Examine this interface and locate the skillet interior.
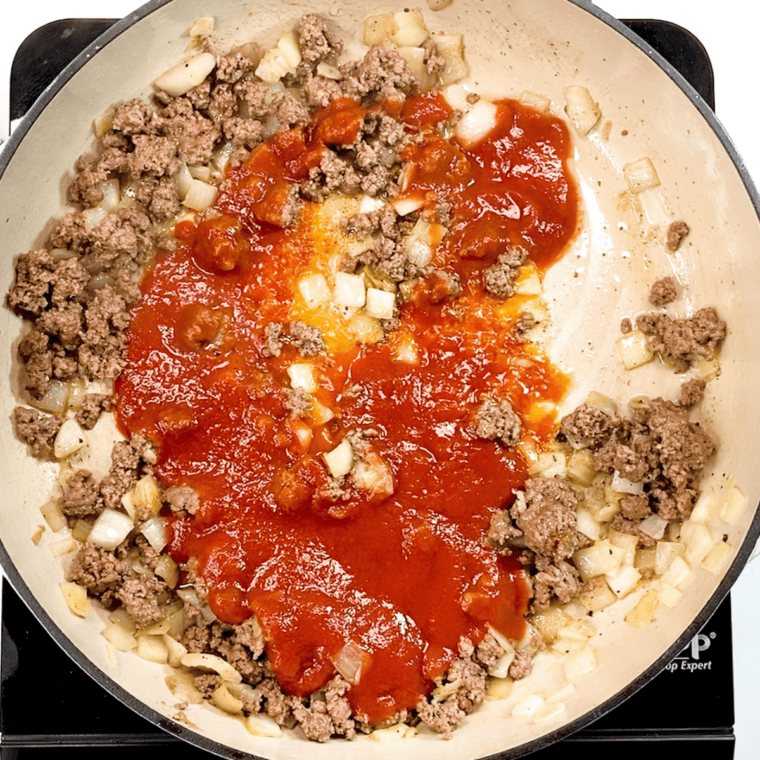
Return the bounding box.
[1,0,759,757]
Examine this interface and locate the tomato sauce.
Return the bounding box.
[114,93,578,723]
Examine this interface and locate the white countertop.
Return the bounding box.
[1,1,758,757]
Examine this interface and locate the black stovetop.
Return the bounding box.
[0,16,733,760]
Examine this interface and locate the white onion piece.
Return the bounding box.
[140,516,168,552]
[611,471,643,495]
[98,179,120,210]
[60,581,90,618]
[363,14,396,45]
[334,640,371,684]
[623,157,661,193]
[638,514,668,540]
[66,377,87,412]
[455,99,499,148]
[287,363,317,393]
[82,206,107,232]
[276,30,302,69]
[365,288,396,320]
[389,9,429,47]
[298,273,331,307]
[564,644,597,682]
[333,271,366,308]
[432,33,468,86]
[183,178,218,211]
[359,194,385,214]
[153,52,216,97]
[316,62,343,80]
[392,196,425,216]
[53,418,87,459]
[188,16,215,37]
[605,564,641,598]
[89,508,134,551]
[30,380,69,415]
[181,652,243,683]
[323,440,354,480]
[615,330,654,370]
[512,694,545,719]
[563,85,601,135]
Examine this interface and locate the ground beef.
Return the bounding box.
[67,542,131,607]
[482,246,529,298]
[298,14,343,65]
[594,442,650,482]
[288,320,326,357]
[285,387,313,417]
[164,485,200,515]
[508,650,533,680]
[75,393,112,430]
[292,676,356,742]
[416,640,488,739]
[12,406,62,459]
[666,220,690,252]
[475,398,522,446]
[635,306,726,372]
[679,377,706,407]
[263,322,285,357]
[509,477,585,562]
[118,574,166,628]
[340,44,417,102]
[648,276,678,307]
[100,437,147,509]
[559,404,614,450]
[59,470,104,518]
[530,555,585,611]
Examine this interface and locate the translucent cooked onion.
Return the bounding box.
[334,640,371,684]
[140,516,168,552]
[30,380,69,415]
[88,508,134,551]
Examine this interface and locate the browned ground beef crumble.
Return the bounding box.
[6,13,727,742]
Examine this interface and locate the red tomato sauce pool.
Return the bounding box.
[114,93,579,723]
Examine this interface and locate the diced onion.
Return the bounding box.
[397,47,437,90]
[140,516,168,552]
[519,90,551,112]
[683,522,714,565]
[660,555,691,589]
[29,381,69,415]
[615,329,654,369]
[690,488,717,522]
[276,30,302,69]
[528,451,566,478]
[298,273,331,307]
[49,536,79,558]
[656,581,682,609]
[563,85,601,135]
[611,471,643,495]
[512,694,545,719]
[574,539,619,581]
[89,508,134,551]
[455,99,499,148]
[389,9,429,47]
[575,508,601,541]
[431,33,468,86]
[153,52,216,97]
[183,179,218,211]
[102,621,137,651]
[287,363,317,393]
[53,418,87,459]
[655,541,685,576]
[323,439,354,480]
[639,514,668,540]
[163,633,188,667]
[136,634,169,664]
[40,500,67,533]
[719,485,745,523]
[392,196,425,216]
[60,581,90,618]
[98,179,121,211]
[564,644,597,682]
[181,652,243,683]
[624,589,659,627]
[370,723,416,743]
[365,288,396,320]
[348,313,384,344]
[212,683,244,715]
[701,541,731,574]
[363,13,396,45]
[133,474,162,517]
[188,16,215,37]
[316,61,343,80]
[623,157,661,193]
[334,640,371,685]
[333,271,366,308]
[392,333,420,365]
